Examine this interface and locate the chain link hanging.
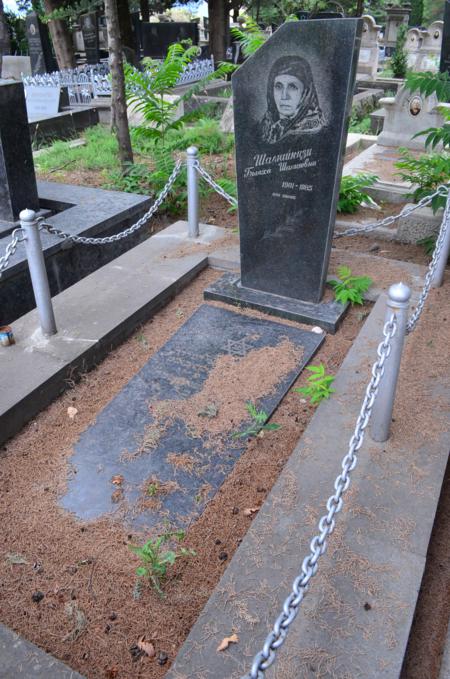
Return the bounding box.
[334,184,450,239]
[406,189,450,333]
[0,228,25,279]
[194,159,238,207]
[242,314,398,679]
[39,160,183,246]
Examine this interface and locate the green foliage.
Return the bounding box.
[406,70,450,102]
[129,530,195,597]
[161,118,235,155]
[35,126,119,173]
[293,364,335,405]
[337,173,378,213]
[329,266,373,305]
[40,0,102,27]
[410,0,424,26]
[395,149,450,212]
[232,402,281,439]
[417,234,436,255]
[391,24,408,79]
[230,18,268,58]
[214,177,238,213]
[348,113,372,134]
[4,11,28,54]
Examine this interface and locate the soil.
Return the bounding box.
[0,266,367,679]
[332,237,433,267]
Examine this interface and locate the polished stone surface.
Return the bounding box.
[61,304,323,529]
[232,19,362,304]
[205,271,348,333]
[0,82,39,223]
[440,0,450,74]
[25,13,57,75]
[80,12,100,65]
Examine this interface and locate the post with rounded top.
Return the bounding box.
[370,282,411,443]
[20,209,57,336]
[186,146,200,238]
[431,191,450,288]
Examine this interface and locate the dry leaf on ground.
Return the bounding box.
[243,507,259,516]
[67,406,78,420]
[217,633,239,652]
[137,637,156,657]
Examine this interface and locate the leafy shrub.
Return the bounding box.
[395,149,450,213]
[337,173,378,213]
[391,24,408,79]
[293,364,335,405]
[329,266,373,305]
[163,118,234,155]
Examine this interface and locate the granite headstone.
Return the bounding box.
[205,20,361,332]
[440,0,450,75]
[80,12,100,64]
[25,12,57,74]
[142,21,198,59]
[0,82,39,223]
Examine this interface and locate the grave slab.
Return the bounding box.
[61,304,323,528]
[204,271,347,333]
[0,623,86,678]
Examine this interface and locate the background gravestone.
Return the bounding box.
[440,0,450,75]
[383,5,411,56]
[358,15,380,79]
[141,22,198,58]
[25,12,57,74]
[206,19,361,332]
[80,12,100,65]
[0,82,39,223]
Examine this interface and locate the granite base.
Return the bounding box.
[204,272,348,334]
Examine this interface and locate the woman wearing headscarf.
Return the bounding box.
[258,55,325,144]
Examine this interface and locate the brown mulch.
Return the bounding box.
[333,236,433,267]
[0,266,366,679]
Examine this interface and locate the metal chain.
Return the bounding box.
[0,228,25,278]
[406,189,450,334]
[242,313,398,679]
[39,160,183,245]
[194,159,238,207]
[334,184,450,239]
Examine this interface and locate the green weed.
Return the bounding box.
[293,364,335,405]
[329,266,373,305]
[337,173,379,214]
[232,402,280,439]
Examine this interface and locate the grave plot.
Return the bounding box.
[0,266,369,679]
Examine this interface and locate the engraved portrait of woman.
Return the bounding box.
[258,55,325,144]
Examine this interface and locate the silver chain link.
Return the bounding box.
[242,314,398,679]
[334,184,450,239]
[406,189,450,333]
[39,160,183,245]
[0,228,25,278]
[194,159,238,207]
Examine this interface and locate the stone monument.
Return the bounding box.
[440,0,450,74]
[405,27,424,69]
[205,19,362,333]
[80,12,100,65]
[377,85,449,149]
[0,82,39,224]
[413,20,443,71]
[383,5,411,56]
[25,12,57,74]
[358,15,380,79]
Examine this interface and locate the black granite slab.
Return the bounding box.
[141,21,198,59]
[440,0,450,75]
[232,19,362,305]
[0,82,39,223]
[80,12,100,65]
[25,13,57,75]
[61,304,323,529]
[204,271,347,334]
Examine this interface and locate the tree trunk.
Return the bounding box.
[140,0,150,22]
[208,0,229,63]
[42,0,75,69]
[0,0,11,71]
[104,0,134,170]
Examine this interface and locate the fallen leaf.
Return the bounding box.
[67,406,78,420]
[137,637,156,658]
[243,507,259,516]
[217,633,239,651]
[111,475,124,486]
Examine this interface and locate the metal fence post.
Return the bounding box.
[20,209,57,336]
[186,146,200,238]
[431,193,450,288]
[370,282,411,443]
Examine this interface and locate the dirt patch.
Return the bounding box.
[333,236,434,267]
[0,266,366,679]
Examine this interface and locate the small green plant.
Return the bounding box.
[129,530,195,597]
[232,402,280,439]
[391,24,408,79]
[329,266,373,305]
[348,113,372,135]
[293,364,335,405]
[147,483,158,497]
[337,173,379,214]
[395,149,450,213]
